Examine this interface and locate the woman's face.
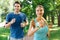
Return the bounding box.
[36,7,44,17]
[14,3,21,12]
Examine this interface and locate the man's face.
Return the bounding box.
[14,3,21,12]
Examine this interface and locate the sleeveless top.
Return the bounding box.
[34,19,48,40]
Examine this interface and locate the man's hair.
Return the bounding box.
[13,1,22,7]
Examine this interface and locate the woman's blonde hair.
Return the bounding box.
[36,5,44,9]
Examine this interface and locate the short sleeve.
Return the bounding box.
[6,14,10,24]
[23,14,27,22]
[20,13,27,22]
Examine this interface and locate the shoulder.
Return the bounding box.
[20,12,26,16]
[42,17,47,23]
[20,12,27,18]
[42,17,46,21]
[6,12,14,18]
[7,12,14,16]
[42,17,48,25]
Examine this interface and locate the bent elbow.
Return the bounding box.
[4,24,8,28]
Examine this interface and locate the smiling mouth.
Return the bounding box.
[39,14,42,15]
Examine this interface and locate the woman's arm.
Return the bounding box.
[27,19,39,36]
[42,17,50,38]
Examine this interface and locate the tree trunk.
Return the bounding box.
[51,16,54,24]
[58,14,60,26]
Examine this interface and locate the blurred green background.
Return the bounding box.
[0,0,60,40]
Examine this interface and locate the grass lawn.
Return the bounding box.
[49,27,60,40]
[0,27,10,40]
[0,26,60,40]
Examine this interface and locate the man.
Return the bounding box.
[5,1,28,40]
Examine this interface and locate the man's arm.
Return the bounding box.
[5,18,15,28]
[5,22,12,28]
[21,19,28,27]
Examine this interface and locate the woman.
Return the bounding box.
[28,5,50,40]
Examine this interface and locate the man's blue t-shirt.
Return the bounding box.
[6,12,27,38]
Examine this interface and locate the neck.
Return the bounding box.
[36,16,42,22]
[14,11,20,14]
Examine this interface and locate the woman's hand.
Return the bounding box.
[39,20,45,27]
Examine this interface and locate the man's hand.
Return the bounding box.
[21,22,26,27]
[10,18,16,24]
